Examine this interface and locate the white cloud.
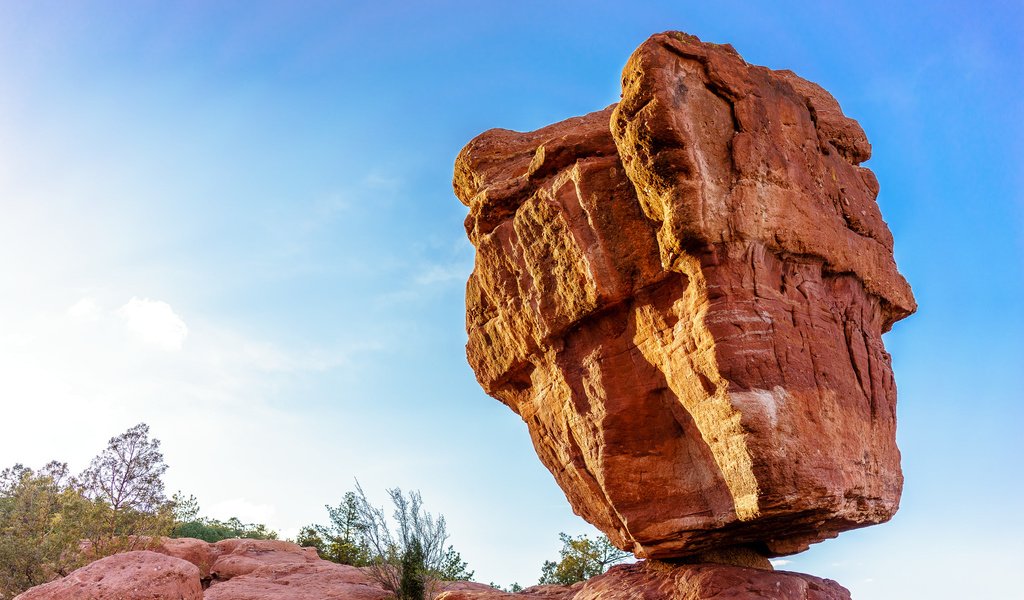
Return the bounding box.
[117,297,188,350]
[770,559,792,568]
[206,497,277,524]
[67,297,100,321]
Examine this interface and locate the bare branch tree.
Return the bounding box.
[78,423,172,552]
[352,481,452,600]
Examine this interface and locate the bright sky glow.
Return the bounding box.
[1,2,1021,597]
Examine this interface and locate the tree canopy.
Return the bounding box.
[538,532,631,585]
[0,423,274,599]
[298,483,474,600]
[0,462,92,599]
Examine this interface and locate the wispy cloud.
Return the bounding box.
[415,262,470,286]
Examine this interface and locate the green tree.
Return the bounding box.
[538,532,630,585]
[297,491,369,565]
[0,425,188,598]
[0,462,92,600]
[170,492,200,524]
[352,482,474,600]
[171,516,278,542]
[400,538,426,600]
[434,545,473,581]
[78,423,174,554]
[170,494,278,543]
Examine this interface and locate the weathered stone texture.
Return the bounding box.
[455,32,915,559]
[437,562,851,600]
[15,538,501,600]
[14,551,203,600]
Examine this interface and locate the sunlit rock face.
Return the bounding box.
[454,32,915,560]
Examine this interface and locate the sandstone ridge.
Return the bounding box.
[456,30,915,562]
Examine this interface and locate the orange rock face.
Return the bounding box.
[455,32,915,559]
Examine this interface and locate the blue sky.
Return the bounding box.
[0,1,1021,597]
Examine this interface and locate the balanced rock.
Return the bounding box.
[455,31,915,559]
[13,551,202,600]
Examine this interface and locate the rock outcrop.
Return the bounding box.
[14,551,203,600]
[15,538,498,600]
[455,31,915,560]
[203,562,392,600]
[438,562,850,600]
[208,538,322,582]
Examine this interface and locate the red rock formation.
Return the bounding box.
[209,538,322,582]
[150,536,219,579]
[14,538,501,600]
[455,31,915,560]
[204,562,390,600]
[13,551,203,600]
[438,562,850,600]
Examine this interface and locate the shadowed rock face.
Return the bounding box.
[454,32,915,559]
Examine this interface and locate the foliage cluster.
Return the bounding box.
[298,483,473,600]
[538,532,630,585]
[169,492,277,542]
[0,424,175,599]
[0,424,274,600]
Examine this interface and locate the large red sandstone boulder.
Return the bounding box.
[437,562,849,600]
[149,537,220,579]
[455,31,915,559]
[13,551,202,600]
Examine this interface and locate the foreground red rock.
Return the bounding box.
[14,539,500,600]
[204,562,389,600]
[14,551,202,600]
[209,538,321,582]
[439,562,850,600]
[150,536,219,579]
[455,31,915,559]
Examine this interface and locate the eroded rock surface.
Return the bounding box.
[438,562,850,600]
[455,31,915,559]
[209,538,322,582]
[204,562,390,600]
[13,551,203,600]
[14,538,500,600]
